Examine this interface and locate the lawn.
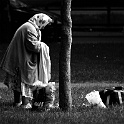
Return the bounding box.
[0,83,124,124]
[0,42,124,123]
[1,42,124,83]
[48,42,124,83]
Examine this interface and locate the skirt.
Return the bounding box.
[4,68,33,99]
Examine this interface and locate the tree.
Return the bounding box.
[59,0,72,111]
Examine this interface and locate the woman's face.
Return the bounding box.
[38,20,47,29]
[36,15,52,29]
[29,13,53,30]
[39,21,52,29]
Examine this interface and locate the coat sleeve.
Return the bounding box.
[25,28,42,53]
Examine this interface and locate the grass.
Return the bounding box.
[1,41,124,123]
[48,42,124,83]
[1,42,124,83]
[0,83,124,124]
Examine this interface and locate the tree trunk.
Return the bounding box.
[59,0,72,111]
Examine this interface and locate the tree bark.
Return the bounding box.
[59,0,72,111]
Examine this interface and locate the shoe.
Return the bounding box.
[21,103,32,109]
[43,104,59,111]
[13,101,22,107]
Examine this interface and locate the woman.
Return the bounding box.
[0,13,52,109]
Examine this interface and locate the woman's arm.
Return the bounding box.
[25,28,42,53]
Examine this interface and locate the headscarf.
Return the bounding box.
[28,13,53,30]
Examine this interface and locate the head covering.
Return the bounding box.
[28,13,53,29]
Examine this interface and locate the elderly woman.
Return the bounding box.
[0,13,52,109]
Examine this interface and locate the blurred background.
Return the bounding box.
[0,0,124,83]
[1,0,124,43]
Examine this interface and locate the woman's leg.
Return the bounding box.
[22,96,30,105]
[21,83,33,109]
[13,90,22,106]
[13,67,22,106]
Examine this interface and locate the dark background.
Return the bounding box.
[0,0,124,83]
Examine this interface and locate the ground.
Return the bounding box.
[0,37,124,83]
[0,38,124,124]
[0,83,124,124]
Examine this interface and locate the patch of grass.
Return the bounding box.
[0,83,124,124]
[48,43,124,83]
[1,43,124,83]
[0,43,9,82]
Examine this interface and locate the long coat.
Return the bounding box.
[0,22,51,85]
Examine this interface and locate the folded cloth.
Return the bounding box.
[85,90,106,108]
[32,82,56,110]
[32,80,47,87]
[84,86,124,108]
